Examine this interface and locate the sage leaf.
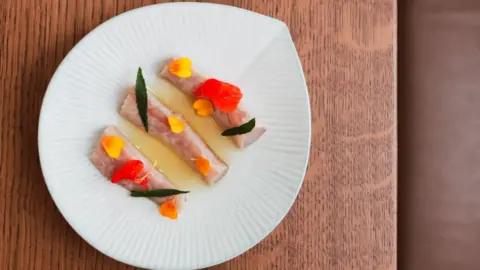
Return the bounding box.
[221,118,256,136]
[130,189,189,198]
[135,67,148,132]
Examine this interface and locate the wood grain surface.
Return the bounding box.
[0,0,396,269]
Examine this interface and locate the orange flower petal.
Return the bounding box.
[192,99,214,116]
[159,200,178,220]
[169,57,192,78]
[195,156,210,176]
[101,136,126,158]
[167,116,185,133]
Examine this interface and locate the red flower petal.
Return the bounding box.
[211,82,242,112]
[111,160,144,183]
[194,79,243,112]
[194,79,223,99]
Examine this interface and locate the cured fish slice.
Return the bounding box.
[120,88,228,185]
[159,59,266,148]
[89,126,187,209]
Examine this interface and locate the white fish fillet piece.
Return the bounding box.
[159,59,266,148]
[119,88,228,185]
[89,126,187,209]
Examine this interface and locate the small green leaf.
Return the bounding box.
[135,67,148,132]
[221,118,256,136]
[130,189,189,198]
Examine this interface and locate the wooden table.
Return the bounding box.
[0,0,396,269]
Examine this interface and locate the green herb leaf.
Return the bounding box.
[221,118,256,136]
[135,67,148,132]
[130,189,189,198]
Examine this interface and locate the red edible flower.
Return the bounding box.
[112,160,144,183]
[111,159,152,189]
[194,79,243,112]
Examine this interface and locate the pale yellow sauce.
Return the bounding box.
[118,79,238,191]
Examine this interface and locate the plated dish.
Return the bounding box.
[38,3,310,269]
[91,58,266,219]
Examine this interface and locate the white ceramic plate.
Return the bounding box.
[38,3,310,269]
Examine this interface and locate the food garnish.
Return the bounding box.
[130,189,189,198]
[159,199,178,219]
[135,67,149,132]
[167,116,185,133]
[194,78,243,112]
[195,156,210,176]
[133,162,156,188]
[192,99,214,116]
[101,136,126,158]
[221,118,256,136]
[111,160,152,188]
[169,57,192,78]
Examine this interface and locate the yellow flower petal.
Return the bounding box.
[174,69,192,78]
[101,136,126,158]
[167,116,185,134]
[195,156,210,176]
[192,99,214,117]
[173,57,192,69]
[169,57,192,78]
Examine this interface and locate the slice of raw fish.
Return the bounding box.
[89,126,187,209]
[119,88,228,185]
[159,59,266,148]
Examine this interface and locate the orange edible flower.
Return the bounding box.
[169,57,192,78]
[167,116,185,133]
[194,79,243,112]
[195,156,210,176]
[159,199,178,220]
[101,136,126,158]
[192,99,214,116]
